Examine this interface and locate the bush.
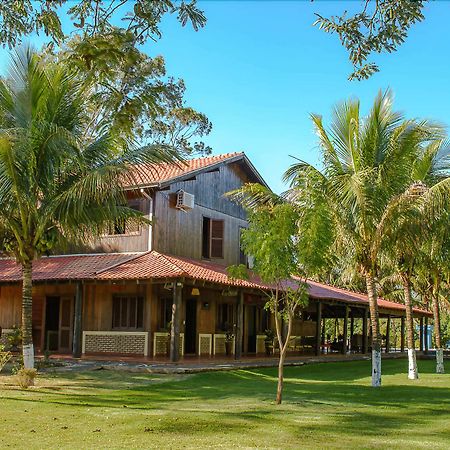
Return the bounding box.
[16,368,37,389]
[0,344,12,373]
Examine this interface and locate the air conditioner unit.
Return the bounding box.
[176,190,195,210]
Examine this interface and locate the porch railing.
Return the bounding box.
[82,331,149,356]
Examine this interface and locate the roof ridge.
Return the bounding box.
[94,252,151,275]
[150,251,188,277]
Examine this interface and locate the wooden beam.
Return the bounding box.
[235,291,244,359]
[170,281,183,362]
[362,308,368,354]
[419,317,424,352]
[72,282,83,358]
[385,316,391,353]
[315,301,322,356]
[342,306,349,354]
[400,316,405,352]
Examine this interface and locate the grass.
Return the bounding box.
[0,359,449,449]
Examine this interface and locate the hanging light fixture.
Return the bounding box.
[191,287,200,296]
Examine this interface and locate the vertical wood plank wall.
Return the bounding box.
[153,162,250,266]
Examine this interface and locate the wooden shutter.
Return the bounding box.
[210,220,224,258]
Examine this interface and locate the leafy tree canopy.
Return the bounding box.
[0,1,211,155]
[314,0,426,80]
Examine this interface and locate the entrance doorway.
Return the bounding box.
[44,296,73,353]
[247,305,257,353]
[45,297,60,351]
[185,299,197,354]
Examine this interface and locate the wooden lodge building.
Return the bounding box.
[0,153,432,361]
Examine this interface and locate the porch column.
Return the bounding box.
[170,281,183,362]
[362,308,368,354]
[419,317,424,352]
[315,301,322,356]
[72,282,83,358]
[342,306,349,354]
[424,317,429,354]
[350,314,354,352]
[235,291,244,359]
[385,316,391,353]
[400,317,405,352]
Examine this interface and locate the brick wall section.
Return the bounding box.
[84,333,147,355]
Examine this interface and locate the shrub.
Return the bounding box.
[7,326,22,351]
[16,368,37,389]
[0,344,12,373]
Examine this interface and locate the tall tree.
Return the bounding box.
[285,90,441,386]
[228,182,332,404]
[1,0,211,155]
[314,0,427,80]
[0,48,180,368]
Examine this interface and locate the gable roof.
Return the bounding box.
[0,252,431,317]
[126,152,269,189]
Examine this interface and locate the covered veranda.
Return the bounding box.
[0,251,432,363]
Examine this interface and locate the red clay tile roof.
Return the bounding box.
[0,251,431,316]
[127,152,244,188]
[0,253,142,282]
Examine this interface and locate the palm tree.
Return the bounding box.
[381,138,450,379]
[414,209,450,374]
[285,90,441,386]
[0,48,180,368]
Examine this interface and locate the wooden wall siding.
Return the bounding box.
[92,197,152,253]
[83,283,149,331]
[0,286,21,329]
[153,163,250,265]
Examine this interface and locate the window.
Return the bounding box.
[202,217,224,259]
[217,303,236,331]
[112,296,144,329]
[159,298,172,330]
[108,199,143,235]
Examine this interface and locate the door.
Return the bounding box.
[185,299,197,354]
[45,297,60,351]
[59,296,73,353]
[247,305,257,353]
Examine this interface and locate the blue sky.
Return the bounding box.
[1,1,449,193]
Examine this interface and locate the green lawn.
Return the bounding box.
[0,359,449,449]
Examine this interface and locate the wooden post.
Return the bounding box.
[235,291,244,359]
[72,282,83,358]
[350,314,354,352]
[342,306,349,354]
[362,308,368,354]
[315,301,322,356]
[385,316,391,353]
[170,281,183,362]
[400,316,405,352]
[424,317,429,354]
[419,317,424,352]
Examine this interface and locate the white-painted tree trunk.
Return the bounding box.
[407,348,419,380]
[436,348,445,374]
[23,343,34,369]
[372,349,381,387]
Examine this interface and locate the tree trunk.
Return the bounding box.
[21,260,34,369]
[276,347,287,405]
[273,287,292,405]
[365,272,381,387]
[401,274,418,380]
[431,292,444,374]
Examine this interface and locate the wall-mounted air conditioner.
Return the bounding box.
[176,190,195,211]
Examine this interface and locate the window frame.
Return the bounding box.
[202,216,225,259]
[112,295,145,331]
